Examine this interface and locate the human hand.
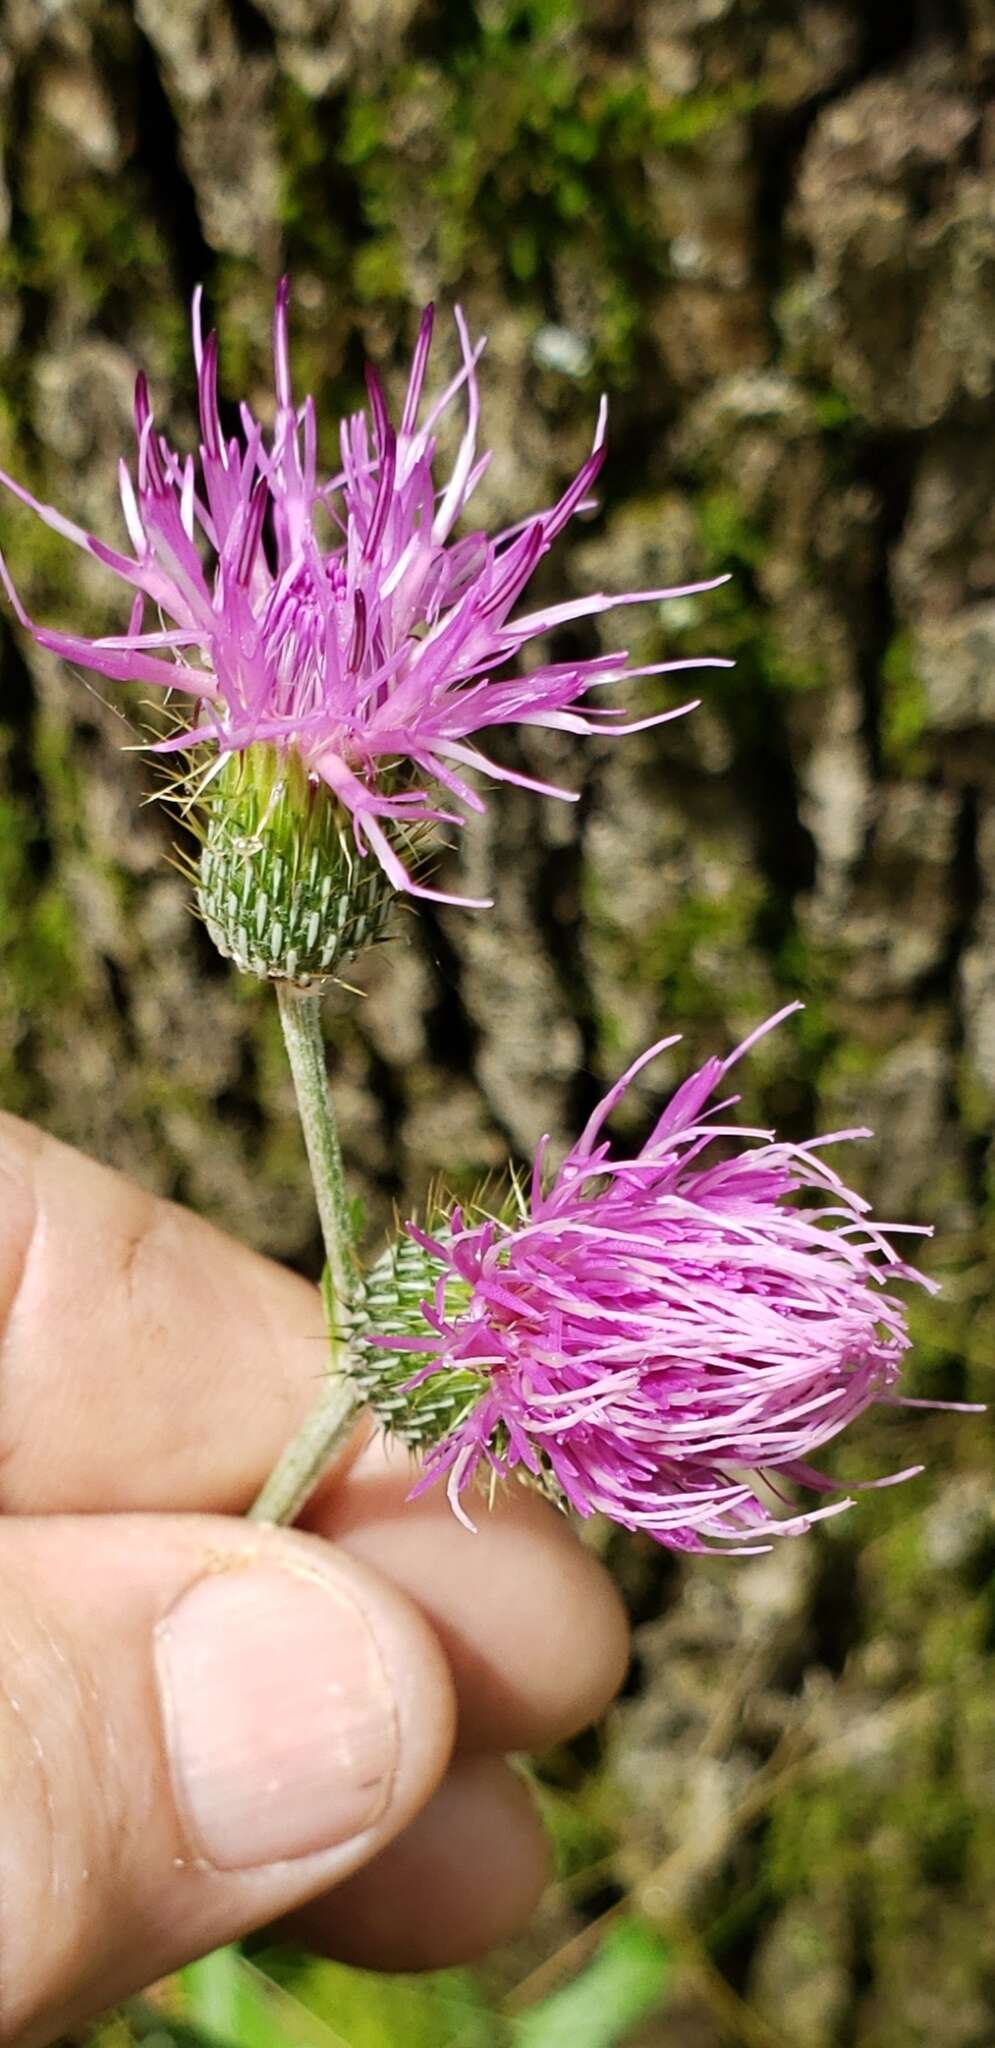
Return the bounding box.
[0,1114,629,2048]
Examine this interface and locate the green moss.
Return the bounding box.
[0,795,64,978]
[0,494,109,629]
[277,32,763,386]
[691,490,830,695]
[353,237,407,304]
[597,870,769,1038]
[277,83,357,289]
[880,629,931,775]
[767,1776,866,1900]
[0,785,82,1110]
[18,113,169,322]
[810,385,859,431]
[696,487,767,573]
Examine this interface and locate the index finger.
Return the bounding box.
[0,1110,327,1515]
[0,1112,630,1754]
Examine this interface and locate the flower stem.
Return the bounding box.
[248,1367,359,1526]
[248,981,361,1526]
[274,979,360,1313]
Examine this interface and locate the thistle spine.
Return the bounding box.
[347,1231,482,1448]
[196,745,397,984]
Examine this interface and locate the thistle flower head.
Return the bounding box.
[358,1007,934,1553]
[0,284,728,975]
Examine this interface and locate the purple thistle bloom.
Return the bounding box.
[0,284,729,906]
[372,1006,936,1553]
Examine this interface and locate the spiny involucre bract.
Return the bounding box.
[359,1007,935,1554]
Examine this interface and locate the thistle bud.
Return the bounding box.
[0,281,724,936]
[196,745,397,983]
[346,1227,482,1447]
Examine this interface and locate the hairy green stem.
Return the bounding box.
[274,980,360,1312]
[248,982,361,1526]
[248,1367,360,1526]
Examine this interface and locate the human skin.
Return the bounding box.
[0,1113,630,2048]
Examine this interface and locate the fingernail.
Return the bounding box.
[156,1563,397,1870]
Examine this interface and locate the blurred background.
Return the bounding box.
[1,0,994,2042]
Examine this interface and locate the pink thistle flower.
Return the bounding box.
[366,1006,939,1553]
[0,283,730,908]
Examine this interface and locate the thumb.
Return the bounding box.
[1,1514,456,2048]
